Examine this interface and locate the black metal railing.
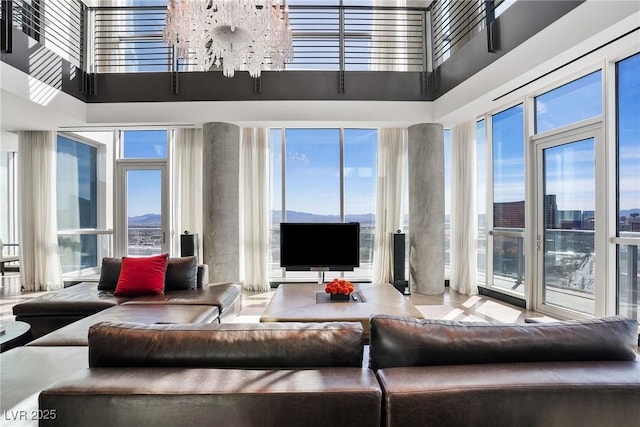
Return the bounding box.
[1,0,84,67]
[90,4,427,74]
[430,0,505,67]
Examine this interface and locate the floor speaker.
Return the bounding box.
[392,232,408,294]
[180,232,198,258]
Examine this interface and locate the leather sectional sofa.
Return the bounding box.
[12,256,243,339]
[369,314,640,427]
[39,321,382,427]
[2,296,638,426]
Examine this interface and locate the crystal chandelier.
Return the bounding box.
[162,0,294,78]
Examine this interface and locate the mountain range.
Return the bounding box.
[129,209,640,227]
[128,211,375,227]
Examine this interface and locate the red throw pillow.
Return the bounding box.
[113,253,169,296]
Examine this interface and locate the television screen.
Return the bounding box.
[280,222,360,271]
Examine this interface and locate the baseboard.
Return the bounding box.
[478,286,526,309]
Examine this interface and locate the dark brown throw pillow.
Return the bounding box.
[97,257,123,290]
[164,256,198,291]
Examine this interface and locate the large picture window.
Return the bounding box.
[491,104,525,295]
[56,135,98,274]
[269,128,377,282]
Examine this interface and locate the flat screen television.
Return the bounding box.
[280,222,360,271]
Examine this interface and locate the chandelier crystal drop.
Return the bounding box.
[163,0,294,78]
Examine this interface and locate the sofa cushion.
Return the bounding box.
[27,305,219,346]
[369,315,639,370]
[12,282,127,317]
[39,368,382,427]
[88,321,364,368]
[97,257,122,291]
[114,254,168,296]
[164,256,197,290]
[377,361,640,427]
[121,283,242,312]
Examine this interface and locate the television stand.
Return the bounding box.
[310,268,329,285]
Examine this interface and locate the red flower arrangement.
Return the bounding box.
[325,278,354,296]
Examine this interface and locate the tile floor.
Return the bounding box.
[3,272,638,354]
[1,271,554,325]
[235,283,554,324]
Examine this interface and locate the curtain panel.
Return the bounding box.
[239,127,270,292]
[172,128,203,259]
[450,120,478,295]
[372,128,407,284]
[18,131,63,291]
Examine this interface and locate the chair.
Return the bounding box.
[0,238,19,275]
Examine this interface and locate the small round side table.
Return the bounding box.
[0,320,32,352]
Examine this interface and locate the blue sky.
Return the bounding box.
[122,130,166,217]
[270,128,377,216]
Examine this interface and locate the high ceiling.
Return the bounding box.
[1,1,639,132]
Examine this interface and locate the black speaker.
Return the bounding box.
[180,232,198,258]
[392,232,408,294]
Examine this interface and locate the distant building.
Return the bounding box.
[493,201,525,229]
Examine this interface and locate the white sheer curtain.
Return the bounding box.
[239,128,270,291]
[372,128,407,285]
[171,128,203,259]
[450,121,478,295]
[18,131,63,291]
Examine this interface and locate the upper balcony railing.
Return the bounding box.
[1,0,84,68]
[89,4,427,74]
[2,0,507,76]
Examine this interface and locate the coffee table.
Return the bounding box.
[260,283,423,341]
[0,320,32,352]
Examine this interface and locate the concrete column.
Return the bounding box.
[408,123,445,295]
[202,122,240,283]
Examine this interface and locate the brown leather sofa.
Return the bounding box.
[369,315,640,427]
[2,315,638,427]
[12,257,243,338]
[38,321,382,427]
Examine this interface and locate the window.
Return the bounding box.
[616,52,640,321]
[269,128,377,282]
[116,130,168,256]
[491,104,525,294]
[343,129,377,278]
[535,71,602,133]
[56,135,98,274]
[122,130,167,158]
[444,129,451,277]
[476,119,487,283]
[0,148,18,251]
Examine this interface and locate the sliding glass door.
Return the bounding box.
[536,126,600,317]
